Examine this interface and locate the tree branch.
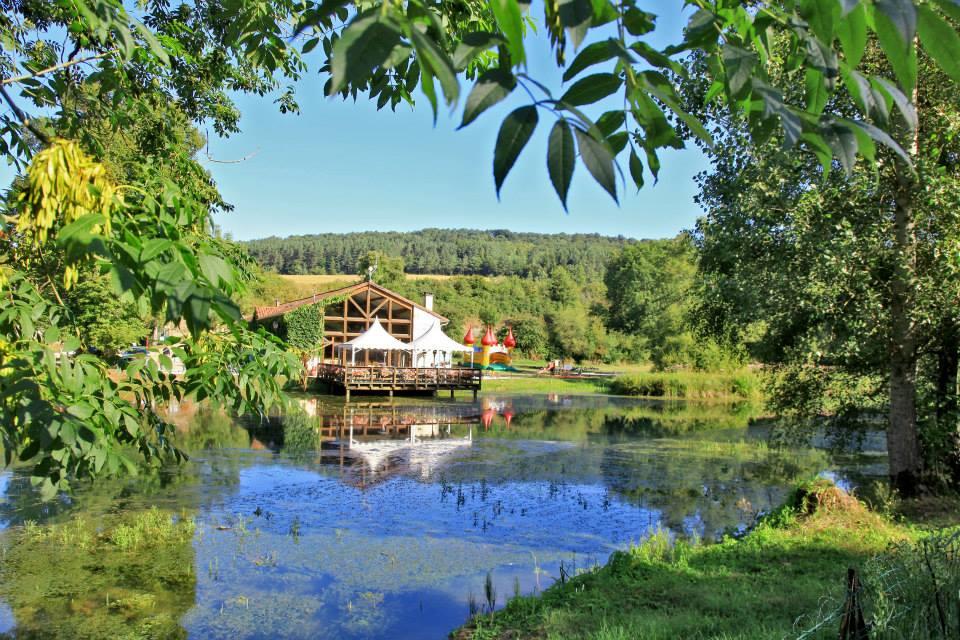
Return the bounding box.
[2,50,117,86]
[0,84,50,145]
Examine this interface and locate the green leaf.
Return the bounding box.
[630,41,684,75]
[641,146,660,182]
[802,31,839,80]
[596,110,625,136]
[607,131,628,154]
[573,126,617,202]
[558,0,593,50]
[494,105,539,196]
[850,119,911,164]
[453,32,506,70]
[199,253,233,287]
[67,403,94,420]
[623,8,655,36]
[801,0,838,44]
[874,77,918,130]
[805,68,829,115]
[563,40,619,82]
[874,7,918,92]
[560,73,622,106]
[302,37,320,54]
[420,63,439,121]
[461,68,516,128]
[591,0,619,26]
[637,72,713,147]
[330,15,402,94]
[547,119,576,211]
[822,121,858,174]
[842,68,874,115]
[836,3,867,68]
[628,148,644,191]
[721,45,757,97]
[410,29,459,107]
[489,0,525,64]
[917,4,960,84]
[875,0,917,46]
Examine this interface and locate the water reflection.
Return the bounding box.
[0,394,884,639]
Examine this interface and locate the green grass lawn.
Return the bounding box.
[474,376,608,395]
[454,483,959,640]
[462,368,762,401]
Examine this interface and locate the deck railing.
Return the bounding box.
[317,364,482,389]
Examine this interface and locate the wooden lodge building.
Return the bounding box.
[250,280,482,399]
[250,280,448,363]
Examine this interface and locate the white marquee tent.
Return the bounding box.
[335,318,410,365]
[410,321,473,367]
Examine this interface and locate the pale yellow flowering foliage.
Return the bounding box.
[16,139,121,288]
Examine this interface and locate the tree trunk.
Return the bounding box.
[886,66,924,495]
[888,162,922,495]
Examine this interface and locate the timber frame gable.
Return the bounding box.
[251,281,447,361]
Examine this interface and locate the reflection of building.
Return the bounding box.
[250,281,447,362]
[347,424,472,481]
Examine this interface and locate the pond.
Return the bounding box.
[0,393,885,639]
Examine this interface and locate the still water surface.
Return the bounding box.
[0,394,884,639]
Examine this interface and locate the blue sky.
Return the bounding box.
[1,4,709,242]
[204,3,709,242]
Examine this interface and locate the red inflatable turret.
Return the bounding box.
[463,326,475,345]
[504,326,516,349]
[481,325,497,346]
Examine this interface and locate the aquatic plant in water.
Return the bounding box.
[0,508,197,639]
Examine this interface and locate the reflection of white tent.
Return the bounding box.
[347,423,472,476]
[410,321,472,367]
[335,318,410,365]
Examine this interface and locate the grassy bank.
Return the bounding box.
[470,369,762,401]
[455,482,959,640]
[608,369,762,401]
[475,376,608,395]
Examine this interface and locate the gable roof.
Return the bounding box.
[251,280,448,323]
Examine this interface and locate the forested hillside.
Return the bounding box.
[242,229,634,278]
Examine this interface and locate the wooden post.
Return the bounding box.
[473,389,478,401]
[450,388,455,399]
[345,388,351,402]
[839,568,869,640]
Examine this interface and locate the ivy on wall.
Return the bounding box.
[270,293,350,389]
[283,302,325,351]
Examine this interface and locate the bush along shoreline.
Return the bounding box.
[452,480,959,640]
[607,370,762,401]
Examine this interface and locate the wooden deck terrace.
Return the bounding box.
[316,364,482,401]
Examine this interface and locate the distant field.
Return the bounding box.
[279,274,358,288]
[278,273,497,295]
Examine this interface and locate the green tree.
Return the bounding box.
[498,317,549,359]
[358,251,405,290]
[547,307,606,363]
[691,44,960,492]
[548,266,579,307]
[282,303,325,390]
[604,236,734,370]
[66,274,150,356]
